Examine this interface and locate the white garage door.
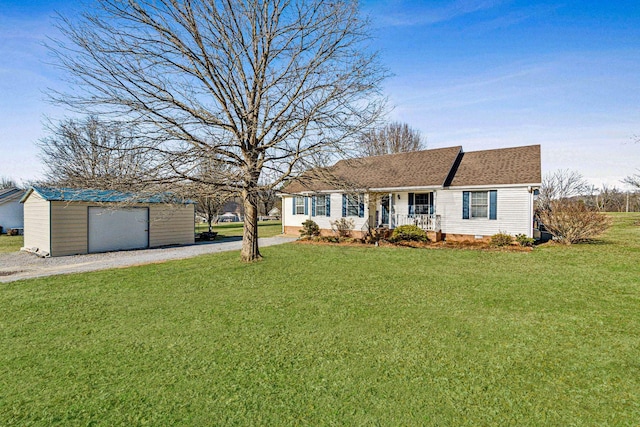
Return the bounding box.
[88,207,149,253]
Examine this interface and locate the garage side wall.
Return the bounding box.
[50,202,88,256]
[149,204,195,247]
[23,192,51,254]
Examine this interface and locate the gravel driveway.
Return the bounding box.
[0,236,297,283]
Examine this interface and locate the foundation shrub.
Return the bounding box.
[390,225,428,243]
[490,232,513,247]
[515,233,534,247]
[300,220,320,238]
[331,218,355,238]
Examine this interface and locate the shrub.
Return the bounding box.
[490,232,513,247]
[515,233,534,247]
[390,225,428,243]
[318,235,341,243]
[537,199,612,244]
[300,219,320,238]
[331,218,354,238]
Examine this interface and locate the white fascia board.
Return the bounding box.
[446,183,541,190]
[369,186,442,192]
[277,190,336,196]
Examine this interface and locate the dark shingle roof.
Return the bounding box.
[447,145,541,186]
[22,186,194,204]
[0,188,24,204]
[283,144,541,193]
[284,146,462,193]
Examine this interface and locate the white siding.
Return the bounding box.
[23,192,51,254]
[437,186,534,237]
[282,196,308,228]
[283,194,370,233]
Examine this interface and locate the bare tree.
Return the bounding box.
[624,174,640,190]
[50,0,386,261]
[537,169,611,243]
[257,188,278,217]
[186,156,233,233]
[537,169,590,212]
[0,177,18,189]
[38,117,159,191]
[537,199,612,244]
[357,121,425,156]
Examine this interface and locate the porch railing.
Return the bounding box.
[392,214,441,232]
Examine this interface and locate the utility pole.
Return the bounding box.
[627,191,630,213]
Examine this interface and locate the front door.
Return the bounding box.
[381,195,390,226]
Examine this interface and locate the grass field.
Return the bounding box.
[0,234,23,254]
[196,220,282,238]
[1,214,639,425]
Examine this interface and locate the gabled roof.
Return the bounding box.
[283,144,541,193]
[0,188,25,205]
[21,186,194,204]
[447,145,541,187]
[284,146,462,193]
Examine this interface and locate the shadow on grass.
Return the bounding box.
[194,236,243,245]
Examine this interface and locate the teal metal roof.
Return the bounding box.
[21,186,194,204]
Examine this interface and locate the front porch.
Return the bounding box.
[371,191,442,241]
[372,192,440,231]
[391,213,441,232]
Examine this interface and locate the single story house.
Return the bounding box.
[21,186,195,257]
[0,187,25,232]
[281,145,541,241]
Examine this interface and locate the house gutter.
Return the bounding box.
[446,183,542,190]
[369,186,443,192]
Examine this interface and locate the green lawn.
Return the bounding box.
[196,220,282,238]
[1,215,639,425]
[0,234,23,254]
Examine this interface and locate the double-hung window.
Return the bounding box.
[342,194,364,218]
[463,190,497,220]
[312,194,330,217]
[295,197,305,215]
[470,191,488,218]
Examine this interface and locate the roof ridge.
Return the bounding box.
[463,144,541,155]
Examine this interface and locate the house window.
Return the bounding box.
[315,195,326,216]
[295,197,305,215]
[342,194,364,217]
[462,190,497,220]
[345,195,360,216]
[414,193,433,215]
[470,191,488,218]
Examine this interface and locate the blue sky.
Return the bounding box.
[1,0,639,187]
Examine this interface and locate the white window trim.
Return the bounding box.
[295,197,305,215]
[470,191,489,219]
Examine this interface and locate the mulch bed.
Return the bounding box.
[294,238,533,252]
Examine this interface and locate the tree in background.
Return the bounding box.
[186,156,233,233]
[38,117,159,191]
[257,188,278,218]
[357,121,425,157]
[50,0,386,261]
[624,174,640,190]
[0,177,18,189]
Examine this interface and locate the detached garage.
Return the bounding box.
[21,187,195,257]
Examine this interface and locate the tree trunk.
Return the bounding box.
[241,190,262,262]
